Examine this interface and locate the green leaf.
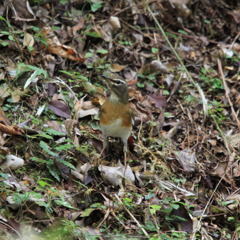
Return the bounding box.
[164,112,174,118]
[171,203,180,209]
[78,75,88,81]
[16,63,48,89]
[151,47,158,53]
[163,90,170,95]
[97,49,108,54]
[55,200,78,210]
[47,164,60,181]
[150,205,161,210]
[85,31,102,38]
[46,128,66,136]
[31,157,48,163]
[136,82,145,88]
[91,3,102,12]
[37,180,51,187]
[56,158,76,170]
[8,35,14,41]
[150,204,161,214]
[178,29,188,35]
[38,132,53,140]
[40,141,58,156]
[80,208,95,217]
[85,52,93,58]
[0,41,9,46]
[55,144,74,151]
[145,192,154,200]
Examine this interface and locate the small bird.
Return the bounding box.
[99,75,132,165]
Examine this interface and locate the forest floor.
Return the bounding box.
[0,0,240,239]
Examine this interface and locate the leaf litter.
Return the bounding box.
[0,0,240,239]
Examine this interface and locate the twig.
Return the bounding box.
[230,31,240,49]
[217,58,240,130]
[114,194,149,237]
[147,5,209,123]
[0,220,23,239]
[55,77,78,101]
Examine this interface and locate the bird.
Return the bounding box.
[99,75,132,165]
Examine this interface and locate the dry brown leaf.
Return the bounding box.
[42,27,84,62]
[49,100,71,119]
[110,64,127,72]
[0,123,23,136]
[0,108,11,126]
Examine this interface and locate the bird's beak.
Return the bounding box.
[102,75,110,79]
[102,75,113,85]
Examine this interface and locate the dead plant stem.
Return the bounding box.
[114,194,149,237]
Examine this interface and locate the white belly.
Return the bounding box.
[101,119,131,142]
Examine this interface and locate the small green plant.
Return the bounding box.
[0,17,22,47]
[86,0,103,12]
[30,128,77,181]
[208,100,227,124]
[199,68,223,92]
[16,63,48,89]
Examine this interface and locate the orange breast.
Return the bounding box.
[99,101,132,128]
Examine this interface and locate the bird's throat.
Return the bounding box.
[109,92,127,103]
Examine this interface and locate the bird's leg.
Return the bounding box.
[123,140,128,166]
[100,136,109,159]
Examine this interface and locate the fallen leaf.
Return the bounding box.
[98,162,135,187]
[175,148,196,172]
[23,32,34,47]
[110,64,127,72]
[148,94,167,109]
[49,100,71,119]
[0,124,23,135]
[42,27,84,62]
[1,155,24,171]
[77,108,99,119]
[109,16,121,30]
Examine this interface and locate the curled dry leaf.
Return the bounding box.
[109,16,121,30]
[175,148,196,172]
[1,155,24,171]
[23,32,34,47]
[0,123,23,136]
[98,163,135,187]
[49,100,71,119]
[42,27,84,62]
[77,108,99,119]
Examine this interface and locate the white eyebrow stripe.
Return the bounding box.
[112,79,127,85]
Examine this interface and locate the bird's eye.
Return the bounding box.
[113,79,125,86]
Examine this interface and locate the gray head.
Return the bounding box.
[102,75,129,103]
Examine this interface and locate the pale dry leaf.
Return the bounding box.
[175,148,196,172]
[109,16,121,30]
[1,155,24,171]
[77,108,99,119]
[110,64,127,72]
[23,32,34,47]
[226,133,240,149]
[98,164,135,187]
